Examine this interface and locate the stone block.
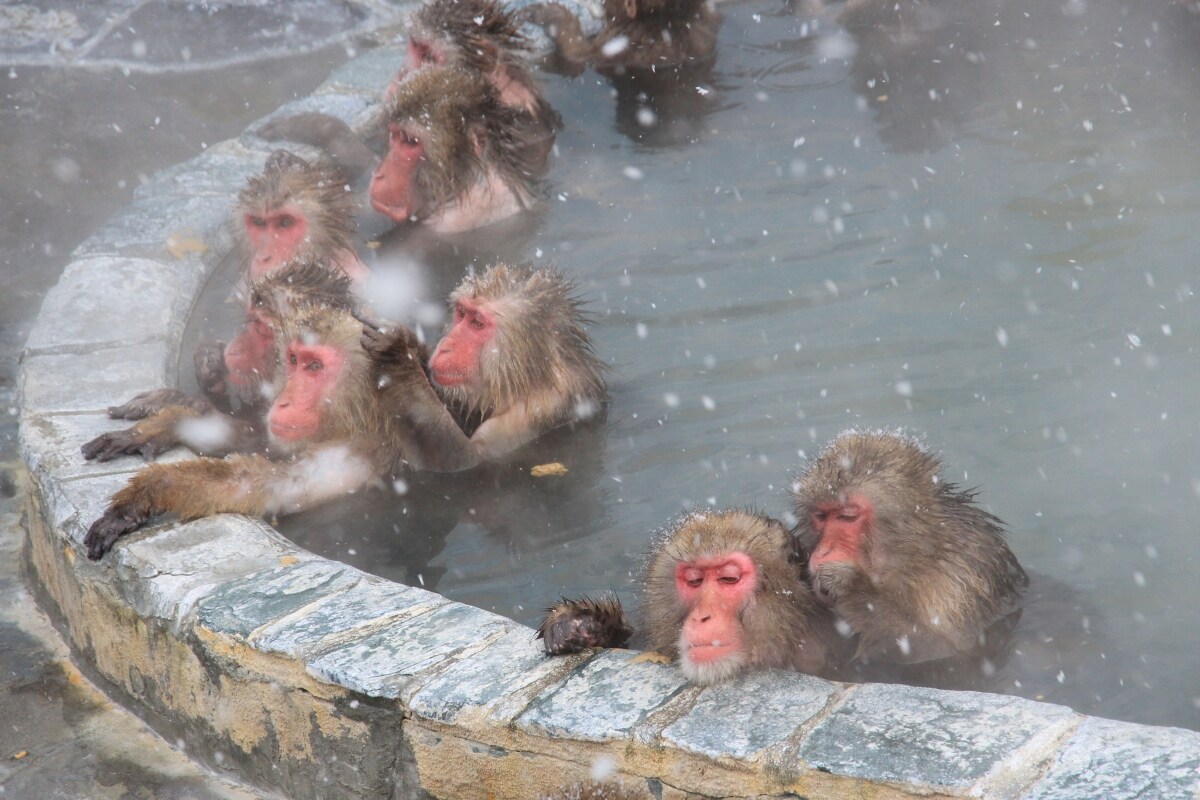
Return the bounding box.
[245,93,375,146]
[305,603,513,700]
[31,471,139,546]
[797,684,1076,791]
[322,46,398,96]
[24,257,201,355]
[134,150,269,200]
[196,559,360,638]
[19,412,193,483]
[73,193,234,263]
[662,670,836,761]
[18,342,173,415]
[110,515,305,623]
[517,650,690,743]
[253,575,448,657]
[409,626,579,726]
[1024,717,1200,800]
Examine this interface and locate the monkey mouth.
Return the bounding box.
[269,420,317,441]
[685,640,739,663]
[431,368,470,387]
[369,196,414,223]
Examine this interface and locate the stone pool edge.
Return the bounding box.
[15,45,1200,800]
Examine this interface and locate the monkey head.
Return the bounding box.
[406,0,526,77]
[428,263,607,420]
[237,149,357,281]
[642,509,829,684]
[791,429,1027,663]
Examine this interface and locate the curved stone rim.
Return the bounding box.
[15,39,1200,800]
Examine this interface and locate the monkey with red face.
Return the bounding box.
[791,429,1028,665]
[539,510,837,684]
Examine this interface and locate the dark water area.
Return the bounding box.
[184,0,1200,730]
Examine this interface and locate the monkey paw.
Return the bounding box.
[81,427,176,463]
[538,595,632,655]
[84,507,146,560]
[108,389,199,420]
[194,340,228,397]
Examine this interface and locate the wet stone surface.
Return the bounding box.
[24,256,202,355]
[133,149,270,201]
[253,575,448,656]
[196,560,360,638]
[18,342,173,415]
[408,627,578,725]
[72,193,234,261]
[33,471,143,546]
[798,684,1077,789]
[1024,717,1200,800]
[517,650,690,743]
[306,602,513,699]
[661,670,835,761]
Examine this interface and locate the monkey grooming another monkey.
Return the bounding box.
[258,0,560,182]
[101,149,369,424]
[368,66,549,233]
[791,429,1028,665]
[539,509,836,684]
[364,262,609,470]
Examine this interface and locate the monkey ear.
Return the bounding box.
[623,0,639,19]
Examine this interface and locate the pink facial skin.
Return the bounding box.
[267,343,345,442]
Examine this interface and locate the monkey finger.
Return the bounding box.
[84,511,140,560]
[108,388,191,420]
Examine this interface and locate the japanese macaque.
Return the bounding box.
[365,263,608,469]
[258,0,560,181]
[82,261,360,464]
[520,0,720,73]
[104,150,368,422]
[82,258,454,560]
[539,510,836,684]
[791,430,1028,665]
[368,66,546,232]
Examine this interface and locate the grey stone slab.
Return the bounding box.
[196,560,360,638]
[798,684,1076,790]
[18,342,173,415]
[19,412,194,483]
[32,471,140,546]
[253,575,449,656]
[24,257,201,355]
[305,603,513,700]
[517,650,690,743]
[111,515,307,623]
[321,46,398,96]
[133,150,269,201]
[662,670,836,761]
[1024,717,1200,800]
[73,193,234,261]
[408,626,578,725]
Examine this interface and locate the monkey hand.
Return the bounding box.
[537,595,633,655]
[108,388,209,420]
[194,340,228,397]
[357,314,426,376]
[813,562,862,605]
[82,409,194,462]
[85,494,153,560]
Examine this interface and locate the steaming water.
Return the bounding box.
[183,0,1200,729]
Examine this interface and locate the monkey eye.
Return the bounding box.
[277,214,295,229]
[838,513,859,522]
[288,352,298,365]
[305,359,323,372]
[249,215,267,228]
[717,575,740,585]
[680,567,704,588]
[812,511,829,523]
[468,315,486,331]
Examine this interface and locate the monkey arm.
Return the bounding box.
[193,339,229,400]
[256,111,378,180]
[82,405,263,463]
[85,445,376,559]
[538,595,633,655]
[107,388,218,421]
[517,3,596,69]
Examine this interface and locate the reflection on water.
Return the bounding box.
[184,0,1200,729]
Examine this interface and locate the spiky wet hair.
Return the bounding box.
[236,149,358,259]
[247,253,357,324]
[385,66,538,212]
[439,262,608,417]
[412,0,531,73]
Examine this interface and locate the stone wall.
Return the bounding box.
[16,45,1200,800]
